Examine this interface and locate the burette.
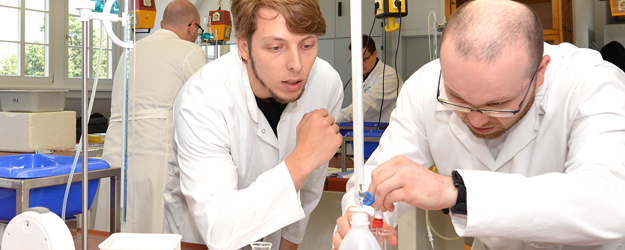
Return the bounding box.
[349,0,366,209]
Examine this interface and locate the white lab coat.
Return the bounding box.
[337,59,403,123]
[343,43,625,249]
[91,29,207,233]
[163,51,344,250]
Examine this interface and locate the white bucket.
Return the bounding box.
[98,233,183,250]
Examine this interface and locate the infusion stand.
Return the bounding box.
[76,1,133,249]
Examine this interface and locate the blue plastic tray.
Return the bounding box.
[338,122,389,136]
[0,154,110,221]
[345,130,384,159]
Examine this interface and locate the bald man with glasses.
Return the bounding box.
[92,0,207,234]
[333,0,625,249]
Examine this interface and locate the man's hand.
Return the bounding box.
[332,206,398,250]
[368,155,458,212]
[285,109,342,190]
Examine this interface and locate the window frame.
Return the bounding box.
[63,0,121,91]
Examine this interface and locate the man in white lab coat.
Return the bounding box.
[162,0,343,249]
[336,35,403,123]
[333,0,625,249]
[92,0,207,233]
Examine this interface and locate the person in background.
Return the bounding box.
[336,34,403,123]
[91,0,207,233]
[333,0,625,249]
[162,0,343,249]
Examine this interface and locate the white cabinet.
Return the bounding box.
[320,0,385,39]
[319,0,337,39]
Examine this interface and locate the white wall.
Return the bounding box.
[134,0,172,40]
[573,0,595,48]
[594,1,607,48]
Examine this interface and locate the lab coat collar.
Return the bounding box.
[236,51,261,124]
[234,51,278,148]
[364,59,385,84]
[447,104,541,171]
[492,102,540,170]
[449,114,496,168]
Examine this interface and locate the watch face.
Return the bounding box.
[143,0,152,7]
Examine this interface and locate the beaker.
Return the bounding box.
[250,242,272,250]
[371,228,395,250]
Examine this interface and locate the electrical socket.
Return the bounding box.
[619,0,625,11]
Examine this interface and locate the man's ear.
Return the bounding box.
[237,36,250,61]
[536,55,551,88]
[187,22,195,39]
[373,50,378,58]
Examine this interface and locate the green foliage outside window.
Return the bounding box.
[0,16,109,78]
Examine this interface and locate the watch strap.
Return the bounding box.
[451,170,468,215]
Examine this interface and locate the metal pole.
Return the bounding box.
[120,0,132,227]
[81,19,90,250]
[214,29,219,58]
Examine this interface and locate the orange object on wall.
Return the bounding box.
[209,10,232,44]
[610,0,625,16]
[130,0,157,30]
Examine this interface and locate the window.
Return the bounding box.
[68,0,113,80]
[0,0,50,77]
[0,1,119,88]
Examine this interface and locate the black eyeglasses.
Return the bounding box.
[436,65,540,117]
[349,53,373,62]
[188,22,204,36]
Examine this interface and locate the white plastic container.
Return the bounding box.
[98,233,182,250]
[0,90,68,112]
[338,208,381,250]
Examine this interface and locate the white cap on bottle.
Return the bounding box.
[349,207,370,225]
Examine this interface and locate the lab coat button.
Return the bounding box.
[262,129,266,134]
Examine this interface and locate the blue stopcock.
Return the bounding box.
[201,33,214,40]
[362,191,374,206]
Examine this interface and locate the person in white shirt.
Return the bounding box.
[336,35,403,123]
[333,0,625,249]
[162,0,343,249]
[92,0,207,234]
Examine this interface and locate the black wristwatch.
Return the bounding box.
[450,170,467,215]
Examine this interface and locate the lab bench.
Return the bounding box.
[325,154,353,192]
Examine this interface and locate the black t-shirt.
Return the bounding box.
[255,96,288,137]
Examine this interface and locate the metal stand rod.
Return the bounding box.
[81,19,90,250]
[214,29,219,58]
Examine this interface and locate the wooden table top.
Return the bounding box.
[325,154,353,192]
